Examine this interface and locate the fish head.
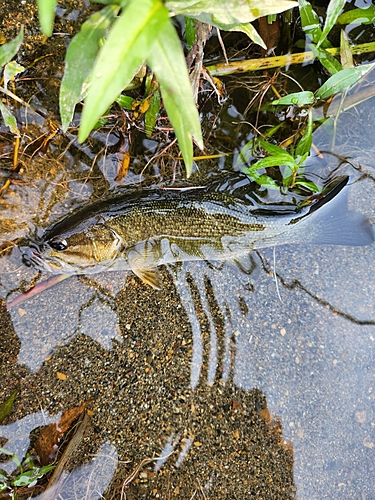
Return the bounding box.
[23,224,124,274]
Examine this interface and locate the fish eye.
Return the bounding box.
[48,238,68,252]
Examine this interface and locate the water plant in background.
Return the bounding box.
[1,0,375,186]
[235,108,317,192]
[0,28,24,136]
[0,392,55,498]
[0,448,54,499]
[234,0,375,193]
[36,0,298,176]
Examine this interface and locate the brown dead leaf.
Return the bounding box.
[35,400,92,465]
[115,151,130,182]
[56,372,66,381]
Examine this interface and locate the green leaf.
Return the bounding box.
[295,179,320,192]
[309,43,342,74]
[0,390,18,424]
[316,62,375,100]
[258,139,295,160]
[298,0,331,47]
[340,29,353,69]
[60,5,119,131]
[145,76,161,137]
[0,448,21,470]
[295,108,313,158]
[250,172,279,188]
[147,20,203,176]
[338,6,375,25]
[36,0,57,37]
[3,61,25,87]
[271,91,315,106]
[235,139,254,168]
[247,155,297,172]
[317,0,346,49]
[230,22,266,49]
[0,101,18,134]
[78,0,169,143]
[0,28,24,68]
[165,0,297,26]
[241,167,279,188]
[184,16,196,49]
[12,465,55,487]
[116,94,135,110]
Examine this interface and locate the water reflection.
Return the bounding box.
[1,270,296,498]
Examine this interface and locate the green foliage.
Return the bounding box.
[0,28,23,67]
[38,0,297,176]
[298,0,342,74]
[317,0,346,48]
[184,17,196,50]
[78,0,170,141]
[146,21,203,175]
[144,75,160,137]
[0,29,24,134]
[60,4,120,130]
[165,0,297,27]
[271,91,315,106]
[338,6,375,25]
[36,0,57,37]
[0,447,54,497]
[236,106,319,193]
[315,62,375,100]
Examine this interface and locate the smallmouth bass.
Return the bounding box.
[23,177,374,288]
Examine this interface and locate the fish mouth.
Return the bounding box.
[22,244,56,273]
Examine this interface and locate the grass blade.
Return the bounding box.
[78,0,169,143]
[147,20,203,176]
[60,5,119,131]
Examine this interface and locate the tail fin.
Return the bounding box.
[295,177,374,246]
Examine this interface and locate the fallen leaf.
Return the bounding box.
[35,400,92,465]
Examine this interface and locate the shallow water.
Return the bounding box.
[1,8,375,498]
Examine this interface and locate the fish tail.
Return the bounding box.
[301,177,374,246]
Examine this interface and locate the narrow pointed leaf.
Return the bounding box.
[145,76,161,137]
[298,0,331,47]
[317,0,346,48]
[231,23,266,49]
[247,156,297,171]
[37,0,57,37]
[0,28,23,68]
[271,91,315,106]
[0,390,18,424]
[316,62,375,100]
[340,29,353,69]
[338,6,375,25]
[310,43,342,74]
[60,5,119,131]
[147,20,203,176]
[296,108,313,157]
[79,0,169,143]
[259,139,295,159]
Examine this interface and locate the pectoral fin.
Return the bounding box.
[132,266,162,289]
[127,246,162,289]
